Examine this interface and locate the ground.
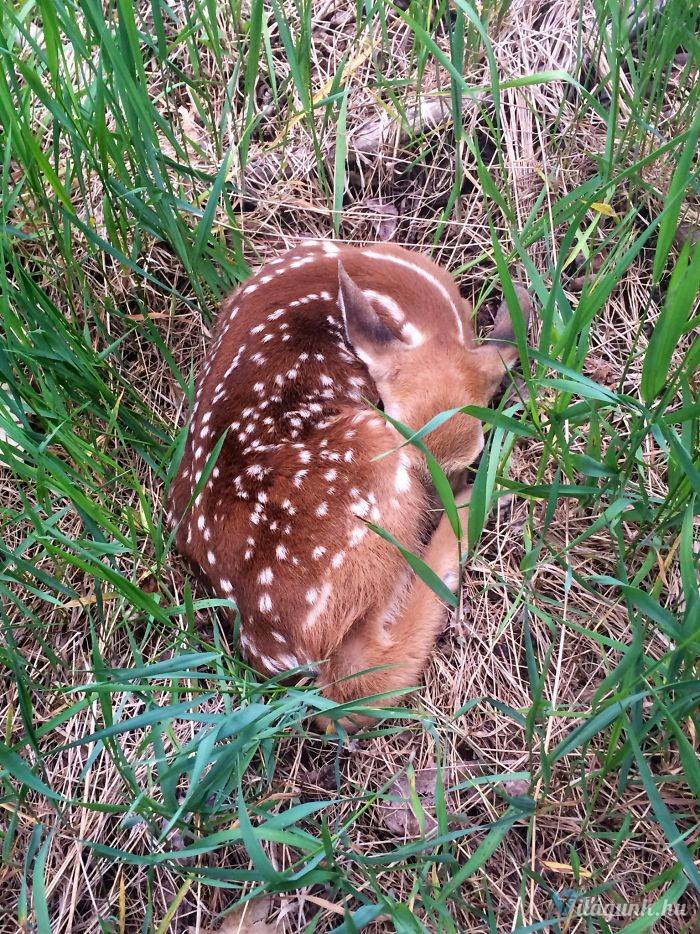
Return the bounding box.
[0,1,698,932]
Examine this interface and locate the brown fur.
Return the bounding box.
[168,241,530,729]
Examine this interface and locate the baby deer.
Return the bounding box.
[168,241,531,729]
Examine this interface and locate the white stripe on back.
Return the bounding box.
[362,249,464,343]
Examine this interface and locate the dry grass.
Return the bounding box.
[1,0,698,931]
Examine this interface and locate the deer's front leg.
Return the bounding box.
[315,488,470,732]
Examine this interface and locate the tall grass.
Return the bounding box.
[0,0,698,930]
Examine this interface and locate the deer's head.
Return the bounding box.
[338,260,531,473]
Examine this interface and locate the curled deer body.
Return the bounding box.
[169,241,531,729]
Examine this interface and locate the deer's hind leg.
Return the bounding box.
[316,489,470,731]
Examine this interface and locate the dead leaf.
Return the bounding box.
[502,779,530,797]
[363,198,399,241]
[590,201,618,218]
[566,250,606,290]
[304,761,337,791]
[61,591,118,609]
[541,860,592,879]
[379,761,532,837]
[380,767,441,837]
[586,358,616,387]
[140,574,158,594]
[674,222,700,249]
[194,897,277,934]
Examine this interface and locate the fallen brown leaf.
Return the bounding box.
[378,761,531,837]
[381,767,440,837]
[362,198,399,241]
[194,897,277,934]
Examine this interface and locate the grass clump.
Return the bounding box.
[0,0,698,931]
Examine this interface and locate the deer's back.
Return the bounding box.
[168,242,450,670]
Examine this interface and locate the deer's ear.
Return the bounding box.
[478,283,533,372]
[337,261,401,374]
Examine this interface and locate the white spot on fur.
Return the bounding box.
[258,567,273,585]
[303,581,332,628]
[331,550,346,568]
[353,498,369,518]
[395,456,411,492]
[312,546,326,560]
[349,525,368,546]
[259,593,273,613]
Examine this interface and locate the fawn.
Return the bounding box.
[168,241,531,729]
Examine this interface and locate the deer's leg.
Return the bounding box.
[316,489,469,731]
